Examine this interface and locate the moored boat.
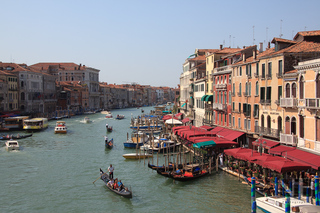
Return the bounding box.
[54,121,67,134]
[99,168,132,198]
[5,140,20,151]
[122,153,153,159]
[124,131,149,148]
[169,169,209,181]
[256,196,317,213]
[23,118,48,131]
[116,114,125,120]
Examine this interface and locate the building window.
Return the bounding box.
[233,83,235,95]
[268,62,272,78]
[254,104,259,118]
[232,102,235,111]
[278,86,282,101]
[291,117,297,135]
[299,76,304,99]
[299,115,304,138]
[229,91,231,104]
[248,119,251,130]
[249,82,251,96]
[262,64,266,78]
[239,67,242,76]
[316,74,320,98]
[233,116,235,127]
[292,83,297,98]
[255,81,259,96]
[260,87,265,101]
[238,103,241,112]
[278,60,283,76]
[266,87,271,102]
[229,114,231,126]
[256,62,259,76]
[238,118,241,128]
[286,83,290,98]
[239,83,242,94]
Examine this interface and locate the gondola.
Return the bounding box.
[148,162,183,171]
[99,168,132,198]
[0,133,33,140]
[105,138,113,149]
[107,126,113,132]
[169,169,209,182]
[156,168,171,177]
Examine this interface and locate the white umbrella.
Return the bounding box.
[165,118,182,125]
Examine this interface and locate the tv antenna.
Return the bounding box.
[253,26,255,45]
[279,20,283,38]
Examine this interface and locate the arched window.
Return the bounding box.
[277,116,282,133]
[299,76,304,99]
[285,116,290,134]
[255,81,259,96]
[217,91,220,103]
[267,115,271,129]
[21,81,24,88]
[261,115,264,128]
[220,92,223,104]
[317,74,320,98]
[292,83,297,98]
[224,92,227,104]
[224,75,227,83]
[229,75,231,84]
[291,117,296,135]
[286,83,290,98]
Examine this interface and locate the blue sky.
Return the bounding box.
[1,0,319,88]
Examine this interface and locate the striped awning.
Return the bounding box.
[201,95,208,101]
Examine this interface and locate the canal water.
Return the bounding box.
[0,106,262,213]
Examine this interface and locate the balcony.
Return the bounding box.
[260,74,266,80]
[212,103,227,111]
[244,111,251,117]
[232,92,235,97]
[205,105,213,111]
[280,133,297,146]
[215,65,232,73]
[305,98,320,109]
[266,74,272,80]
[237,92,242,97]
[243,92,251,97]
[276,73,283,78]
[255,126,280,139]
[260,99,271,105]
[203,118,212,126]
[280,98,298,108]
[216,84,227,90]
[254,73,259,78]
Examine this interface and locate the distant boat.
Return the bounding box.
[116,115,125,120]
[106,126,113,132]
[0,133,33,140]
[54,121,67,134]
[82,117,91,123]
[105,138,113,149]
[124,131,149,148]
[5,140,20,151]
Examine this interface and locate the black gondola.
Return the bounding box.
[156,168,171,177]
[99,168,132,198]
[148,162,183,171]
[105,138,113,149]
[169,169,209,181]
[107,126,113,132]
[0,133,33,140]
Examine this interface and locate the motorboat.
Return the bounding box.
[5,140,20,151]
[83,117,91,123]
[54,121,67,134]
[116,115,125,120]
[123,153,153,159]
[124,131,149,148]
[256,196,317,213]
[23,118,48,131]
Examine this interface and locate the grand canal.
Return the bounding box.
[0,106,262,212]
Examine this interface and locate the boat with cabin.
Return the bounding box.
[4,116,29,130]
[124,131,149,148]
[5,140,20,151]
[256,196,318,213]
[116,114,125,120]
[23,118,48,131]
[122,153,153,159]
[82,117,91,123]
[54,121,67,134]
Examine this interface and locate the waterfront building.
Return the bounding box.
[180,58,192,116]
[30,63,100,110]
[0,69,18,112]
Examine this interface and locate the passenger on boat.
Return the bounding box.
[113,178,118,189]
[107,178,114,188]
[108,164,114,179]
[118,180,123,190]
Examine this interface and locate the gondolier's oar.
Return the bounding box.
[93,171,107,184]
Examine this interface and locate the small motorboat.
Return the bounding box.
[5,140,20,151]
[105,114,113,118]
[54,121,67,134]
[116,115,125,120]
[83,117,91,123]
[122,153,153,159]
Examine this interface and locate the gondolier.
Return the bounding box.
[108,164,114,179]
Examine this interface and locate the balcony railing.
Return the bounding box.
[237,92,242,97]
[243,92,251,97]
[280,98,298,108]
[260,99,271,105]
[280,133,297,146]
[214,65,232,73]
[203,118,212,126]
[212,103,227,111]
[255,126,280,139]
[205,105,213,111]
[266,74,272,79]
[305,98,320,109]
[276,73,283,78]
[254,73,259,78]
[216,84,227,90]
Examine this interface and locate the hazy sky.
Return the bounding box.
[1,0,319,88]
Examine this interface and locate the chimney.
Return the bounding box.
[268,42,271,49]
[259,42,263,53]
[243,53,246,62]
[220,44,223,50]
[253,49,256,59]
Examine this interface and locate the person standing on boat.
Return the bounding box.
[106,123,108,128]
[108,164,114,179]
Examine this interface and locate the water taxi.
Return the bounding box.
[256,196,317,213]
[54,121,67,134]
[23,118,48,131]
[5,140,20,151]
[123,153,153,159]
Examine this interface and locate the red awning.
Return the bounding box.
[251,154,286,166]
[224,148,252,159]
[190,136,237,148]
[172,126,188,134]
[181,118,190,123]
[175,113,183,117]
[269,145,296,155]
[252,139,280,149]
[281,149,320,170]
[188,136,216,143]
[262,160,311,173]
[162,115,179,121]
[210,127,244,141]
[199,125,214,131]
